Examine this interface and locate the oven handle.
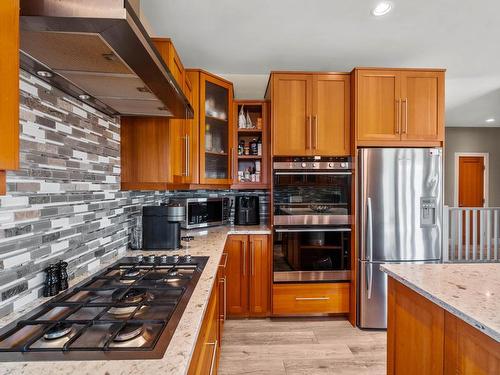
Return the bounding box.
[275,228,351,233]
[274,171,352,176]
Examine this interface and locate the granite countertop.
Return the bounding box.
[381,263,500,342]
[0,225,271,375]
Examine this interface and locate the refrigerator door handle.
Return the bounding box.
[366,262,373,300]
[367,197,373,262]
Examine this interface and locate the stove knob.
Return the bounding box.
[160,255,168,263]
[328,162,334,168]
[172,254,180,263]
[185,254,192,262]
[147,254,156,263]
[312,162,318,168]
[340,162,347,168]
[136,255,144,262]
[301,162,307,168]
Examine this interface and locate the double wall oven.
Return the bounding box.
[272,157,353,283]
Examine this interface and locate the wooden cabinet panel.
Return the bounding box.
[218,253,227,345]
[356,70,401,142]
[313,75,350,156]
[188,285,219,375]
[0,171,5,196]
[387,278,444,375]
[400,71,444,142]
[444,312,500,375]
[249,235,270,316]
[152,38,185,91]
[120,117,171,189]
[272,283,350,315]
[0,0,20,195]
[226,235,249,316]
[272,74,313,156]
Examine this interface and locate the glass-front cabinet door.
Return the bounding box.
[200,73,233,184]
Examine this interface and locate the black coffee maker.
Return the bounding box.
[142,203,184,249]
[234,196,260,225]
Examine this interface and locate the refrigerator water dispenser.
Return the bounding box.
[420,197,437,227]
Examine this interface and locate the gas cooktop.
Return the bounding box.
[0,254,208,361]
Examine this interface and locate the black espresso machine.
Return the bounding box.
[142,203,184,249]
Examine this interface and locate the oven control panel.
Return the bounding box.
[273,156,352,170]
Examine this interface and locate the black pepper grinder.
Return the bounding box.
[43,264,60,297]
[57,260,69,291]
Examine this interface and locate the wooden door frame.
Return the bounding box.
[454,152,489,207]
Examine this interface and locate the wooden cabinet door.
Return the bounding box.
[400,71,444,142]
[173,71,200,185]
[249,235,270,316]
[387,278,444,375]
[188,285,219,375]
[272,74,313,156]
[226,235,249,316]
[312,75,350,156]
[199,73,233,185]
[356,70,401,143]
[218,253,227,346]
[444,312,500,375]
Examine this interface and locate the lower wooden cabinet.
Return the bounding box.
[272,283,350,316]
[188,284,219,375]
[388,277,500,375]
[226,234,270,318]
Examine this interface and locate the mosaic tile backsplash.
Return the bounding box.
[0,71,269,319]
[0,72,163,319]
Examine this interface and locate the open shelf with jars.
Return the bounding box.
[232,100,269,189]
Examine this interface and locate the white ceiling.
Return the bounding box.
[140,0,500,127]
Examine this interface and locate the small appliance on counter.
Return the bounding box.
[234,196,260,225]
[171,197,231,229]
[142,203,184,250]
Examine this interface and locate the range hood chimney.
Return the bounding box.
[19,0,193,118]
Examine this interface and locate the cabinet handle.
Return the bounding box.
[231,147,235,180]
[313,115,318,150]
[223,276,227,320]
[242,241,246,276]
[295,297,330,301]
[305,116,310,149]
[395,99,401,134]
[221,252,228,268]
[207,340,218,375]
[403,98,408,134]
[250,241,255,276]
[186,135,190,177]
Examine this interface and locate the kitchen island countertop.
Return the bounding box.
[381,263,500,342]
[0,225,271,375]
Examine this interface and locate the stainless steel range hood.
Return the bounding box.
[20,0,193,118]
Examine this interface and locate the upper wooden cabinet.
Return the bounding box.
[152,38,185,97]
[354,68,445,146]
[197,71,234,185]
[0,0,20,195]
[267,72,350,156]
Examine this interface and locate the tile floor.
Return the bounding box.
[219,318,386,375]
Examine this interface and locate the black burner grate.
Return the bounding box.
[0,256,208,361]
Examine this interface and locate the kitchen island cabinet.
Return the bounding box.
[383,263,500,375]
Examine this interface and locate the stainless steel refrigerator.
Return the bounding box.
[357,148,443,329]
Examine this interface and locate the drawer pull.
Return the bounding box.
[295,297,330,301]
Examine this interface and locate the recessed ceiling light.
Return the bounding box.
[78,94,91,100]
[372,1,393,16]
[486,118,496,123]
[36,70,53,78]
